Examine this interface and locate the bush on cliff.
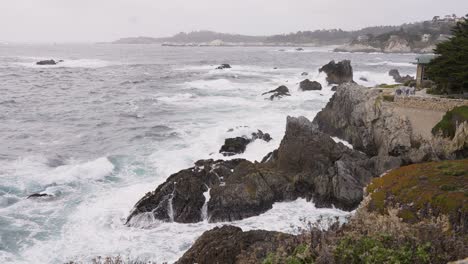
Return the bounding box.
[426,15,468,94]
[431,106,468,139]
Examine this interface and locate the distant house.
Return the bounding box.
[415,55,437,87]
[421,34,431,42]
[357,35,369,42]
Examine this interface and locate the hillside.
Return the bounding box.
[335,15,461,53]
[112,15,459,47]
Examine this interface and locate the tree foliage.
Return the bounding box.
[426,15,468,94]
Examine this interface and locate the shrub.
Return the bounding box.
[431,106,468,139]
[382,95,395,102]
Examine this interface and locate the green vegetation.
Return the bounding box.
[382,95,395,102]
[431,106,468,138]
[426,15,468,94]
[263,160,467,264]
[367,159,467,228]
[335,235,431,264]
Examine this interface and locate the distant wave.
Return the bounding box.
[366,61,414,67]
[13,57,116,69]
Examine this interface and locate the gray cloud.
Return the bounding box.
[0,0,467,42]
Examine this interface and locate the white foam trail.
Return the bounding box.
[201,185,211,222]
[167,182,177,222]
[332,137,354,149]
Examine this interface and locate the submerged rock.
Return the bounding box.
[27,193,52,199]
[176,225,296,264]
[301,72,309,76]
[219,130,272,156]
[36,60,58,65]
[262,85,290,100]
[216,64,231,69]
[299,79,322,91]
[319,60,354,85]
[219,137,251,156]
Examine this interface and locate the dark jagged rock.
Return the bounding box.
[301,72,309,76]
[389,69,414,83]
[36,60,58,65]
[176,225,296,264]
[331,86,338,91]
[126,159,245,225]
[262,85,290,100]
[319,60,354,85]
[216,64,231,69]
[251,129,272,142]
[359,77,368,82]
[27,193,51,199]
[220,137,251,156]
[299,79,322,91]
[127,115,396,225]
[219,130,272,156]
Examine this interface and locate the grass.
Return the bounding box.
[431,106,468,139]
[378,83,400,89]
[367,159,468,229]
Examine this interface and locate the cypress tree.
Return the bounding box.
[426,15,468,94]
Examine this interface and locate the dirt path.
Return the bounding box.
[392,106,445,140]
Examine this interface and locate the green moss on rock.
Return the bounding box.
[367,159,468,231]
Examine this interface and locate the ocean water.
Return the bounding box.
[0,44,417,263]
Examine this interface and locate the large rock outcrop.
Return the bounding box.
[219,130,272,156]
[127,114,398,225]
[176,225,296,264]
[312,83,458,163]
[319,60,354,85]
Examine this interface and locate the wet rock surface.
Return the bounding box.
[176,225,296,264]
[262,85,291,100]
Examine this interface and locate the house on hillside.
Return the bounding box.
[415,55,437,87]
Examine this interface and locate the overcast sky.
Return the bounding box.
[1,0,467,43]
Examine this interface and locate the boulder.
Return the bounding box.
[389,69,414,83]
[176,226,296,264]
[262,85,290,100]
[301,72,308,76]
[219,137,251,156]
[296,48,304,51]
[299,79,322,91]
[216,64,231,69]
[36,60,57,65]
[319,60,354,85]
[331,86,338,91]
[359,77,368,82]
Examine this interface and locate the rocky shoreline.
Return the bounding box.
[125,70,467,262]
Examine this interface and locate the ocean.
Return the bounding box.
[0,44,416,263]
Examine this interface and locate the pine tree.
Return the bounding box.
[426,15,468,94]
